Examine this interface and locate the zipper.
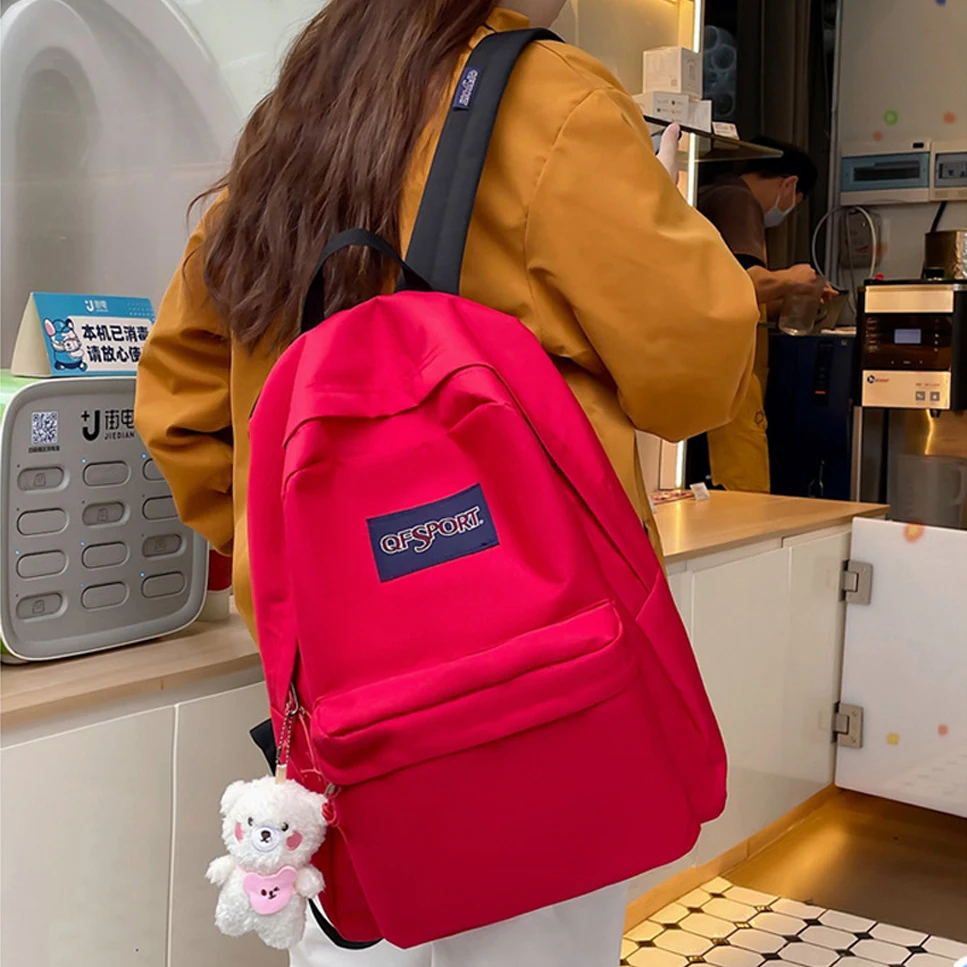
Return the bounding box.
[322,783,340,826]
[274,684,301,784]
[278,681,342,826]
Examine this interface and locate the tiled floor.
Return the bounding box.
[728,792,967,940]
[621,879,967,967]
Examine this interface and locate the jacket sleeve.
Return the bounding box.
[134,214,235,555]
[526,88,759,443]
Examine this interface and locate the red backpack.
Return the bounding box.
[248,28,726,949]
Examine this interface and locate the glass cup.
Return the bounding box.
[779,285,823,336]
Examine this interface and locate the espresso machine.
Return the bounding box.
[854,280,967,529]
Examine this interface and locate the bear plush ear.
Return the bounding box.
[220,780,250,816]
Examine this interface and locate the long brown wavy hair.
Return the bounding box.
[195,0,497,348]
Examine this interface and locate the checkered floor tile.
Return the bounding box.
[621,879,967,967]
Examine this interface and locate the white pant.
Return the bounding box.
[290,883,627,967]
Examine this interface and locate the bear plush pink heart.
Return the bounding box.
[243,866,298,915]
[207,777,328,950]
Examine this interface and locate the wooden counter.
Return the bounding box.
[657,492,887,565]
[0,493,886,728]
[0,613,260,728]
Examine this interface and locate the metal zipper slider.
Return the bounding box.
[322,784,340,826]
[274,685,301,784]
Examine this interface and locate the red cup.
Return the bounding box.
[201,549,233,621]
[208,550,232,591]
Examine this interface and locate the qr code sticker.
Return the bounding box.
[31,411,59,446]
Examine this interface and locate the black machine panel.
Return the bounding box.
[766,332,858,501]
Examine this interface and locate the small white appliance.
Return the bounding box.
[0,374,207,660]
[840,138,967,206]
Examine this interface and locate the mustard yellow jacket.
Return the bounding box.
[135,8,759,635]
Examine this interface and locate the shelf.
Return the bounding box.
[644,115,784,163]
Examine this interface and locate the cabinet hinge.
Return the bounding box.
[833,702,864,748]
[841,560,873,605]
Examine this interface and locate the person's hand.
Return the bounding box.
[783,263,820,287]
[780,264,827,298]
[656,123,681,182]
[821,283,839,303]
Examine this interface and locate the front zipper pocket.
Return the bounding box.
[311,600,634,787]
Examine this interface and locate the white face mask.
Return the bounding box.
[764,183,796,228]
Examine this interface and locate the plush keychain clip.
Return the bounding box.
[207,692,328,949]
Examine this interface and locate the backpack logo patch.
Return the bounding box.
[452,67,480,110]
[367,484,499,582]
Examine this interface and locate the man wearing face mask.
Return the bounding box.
[697,137,830,493]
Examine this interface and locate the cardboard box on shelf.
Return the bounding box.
[634,93,714,135]
[643,46,703,99]
[634,91,691,125]
[713,121,740,139]
[689,99,713,133]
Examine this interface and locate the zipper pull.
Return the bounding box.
[275,685,301,785]
[322,784,340,826]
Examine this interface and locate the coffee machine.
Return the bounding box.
[854,280,967,529]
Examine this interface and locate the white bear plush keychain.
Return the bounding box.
[207,694,329,949]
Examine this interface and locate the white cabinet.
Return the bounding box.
[0,682,283,967]
[632,532,853,900]
[666,565,693,636]
[0,708,174,966]
[688,544,797,862]
[633,529,852,898]
[169,683,283,967]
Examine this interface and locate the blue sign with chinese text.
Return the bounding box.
[31,293,155,377]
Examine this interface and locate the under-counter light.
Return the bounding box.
[676,436,686,489]
[687,0,703,208]
[686,133,699,208]
[692,0,704,51]
[673,0,703,487]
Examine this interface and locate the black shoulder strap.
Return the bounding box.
[300,28,557,332]
[405,27,559,294]
[300,228,430,334]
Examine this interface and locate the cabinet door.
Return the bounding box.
[837,518,967,817]
[688,547,793,864]
[1,708,174,966]
[691,548,789,782]
[666,565,693,635]
[687,538,846,865]
[169,683,284,967]
[630,536,851,899]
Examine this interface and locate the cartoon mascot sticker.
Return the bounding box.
[44,318,88,371]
